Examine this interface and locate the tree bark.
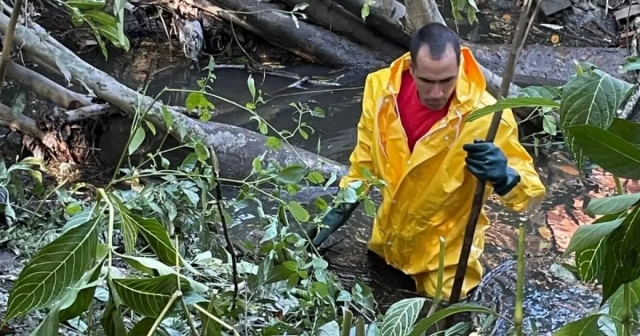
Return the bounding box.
[277,0,406,58]
[185,0,393,67]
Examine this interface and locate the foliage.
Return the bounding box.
[0,59,492,335]
[59,0,131,60]
[469,58,640,335]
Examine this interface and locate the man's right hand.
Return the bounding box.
[306,201,360,248]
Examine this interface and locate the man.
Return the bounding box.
[308,23,546,300]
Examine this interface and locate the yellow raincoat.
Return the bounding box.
[340,48,546,300]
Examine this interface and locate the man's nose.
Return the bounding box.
[430,84,443,98]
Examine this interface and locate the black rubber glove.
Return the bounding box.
[463,139,521,196]
[306,201,360,247]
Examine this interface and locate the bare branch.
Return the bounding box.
[0,0,24,97]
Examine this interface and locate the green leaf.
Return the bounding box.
[605,277,640,335]
[363,197,377,217]
[466,97,559,122]
[287,201,310,222]
[380,297,426,336]
[247,75,256,100]
[5,218,99,320]
[576,238,607,283]
[265,136,282,150]
[601,206,640,302]
[128,126,146,155]
[111,198,139,256]
[112,274,189,318]
[128,317,172,335]
[560,69,633,170]
[276,165,307,184]
[61,206,96,232]
[129,213,181,267]
[561,70,631,129]
[552,314,605,335]
[118,254,207,293]
[58,252,107,321]
[586,193,640,216]
[307,171,325,184]
[406,303,496,336]
[608,118,640,148]
[100,279,127,336]
[542,114,557,136]
[566,124,640,179]
[82,9,116,26]
[195,142,209,163]
[563,218,624,256]
[29,305,61,336]
[161,105,173,130]
[515,85,561,100]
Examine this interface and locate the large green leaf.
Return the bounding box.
[607,118,640,148]
[380,297,426,336]
[565,125,640,179]
[601,206,640,303]
[28,305,61,336]
[560,70,632,170]
[112,274,191,318]
[553,314,606,335]
[586,193,640,216]
[110,196,138,255]
[605,278,640,335]
[59,245,108,321]
[563,218,624,256]
[129,213,180,266]
[515,85,562,100]
[406,303,498,336]
[5,218,99,320]
[576,238,607,283]
[100,279,127,336]
[117,254,208,293]
[466,97,560,122]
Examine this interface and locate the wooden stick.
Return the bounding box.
[445,0,539,327]
[0,0,23,98]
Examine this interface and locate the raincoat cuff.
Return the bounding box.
[494,166,521,196]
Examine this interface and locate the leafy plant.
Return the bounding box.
[468,59,640,336]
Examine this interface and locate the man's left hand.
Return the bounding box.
[463,139,521,196]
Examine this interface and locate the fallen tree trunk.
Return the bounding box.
[277,0,406,58]
[470,42,632,86]
[186,0,393,67]
[0,11,348,182]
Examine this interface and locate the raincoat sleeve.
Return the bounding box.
[339,74,377,189]
[495,109,546,213]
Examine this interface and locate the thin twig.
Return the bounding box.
[193,303,240,336]
[0,0,24,98]
[214,172,239,310]
[147,291,182,336]
[446,0,538,327]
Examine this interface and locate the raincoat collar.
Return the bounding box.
[384,47,486,117]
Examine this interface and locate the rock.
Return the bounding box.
[538,0,572,16]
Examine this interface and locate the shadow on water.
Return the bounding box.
[108,59,614,335]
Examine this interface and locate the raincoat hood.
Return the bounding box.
[384,47,487,117]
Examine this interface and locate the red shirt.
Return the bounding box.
[397,70,451,152]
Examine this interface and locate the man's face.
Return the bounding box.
[410,44,459,110]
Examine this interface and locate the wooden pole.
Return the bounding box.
[445,0,540,327]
